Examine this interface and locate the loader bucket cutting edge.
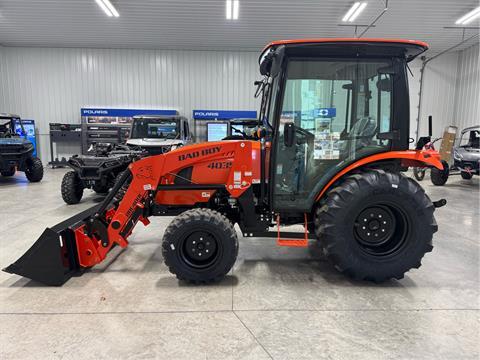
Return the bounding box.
[3,204,102,286]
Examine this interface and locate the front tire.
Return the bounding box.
[92,182,109,194]
[25,157,43,182]
[162,209,238,284]
[61,171,84,204]
[315,169,437,282]
[431,160,449,186]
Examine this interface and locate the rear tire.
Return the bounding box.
[25,157,43,182]
[61,171,84,204]
[314,169,437,282]
[1,167,16,177]
[430,161,449,186]
[460,171,473,180]
[162,209,238,284]
[92,183,109,194]
[413,167,425,181]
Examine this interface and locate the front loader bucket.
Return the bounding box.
[3,204,101,286]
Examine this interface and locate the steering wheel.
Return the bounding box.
[231,125,248,138]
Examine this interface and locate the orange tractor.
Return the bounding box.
[5,38,446,286]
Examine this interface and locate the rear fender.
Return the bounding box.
[315,149,443,203]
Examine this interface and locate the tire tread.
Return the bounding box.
[161,208,238,284]
[315,169,437,282]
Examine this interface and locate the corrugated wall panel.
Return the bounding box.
[0,46,5,110]
[408,58,423,140]
[418,44,479,142]
[418,51,459,140]
[0,47,260,161]
[454,44,479,131]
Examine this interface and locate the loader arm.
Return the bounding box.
[4,140,259,285]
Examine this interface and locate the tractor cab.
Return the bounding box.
[255,39,429,211]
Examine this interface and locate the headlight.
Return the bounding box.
[453,149,463,160]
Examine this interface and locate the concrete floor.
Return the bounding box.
[0,168,478,359]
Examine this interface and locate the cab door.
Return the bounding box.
[272,58,394,211]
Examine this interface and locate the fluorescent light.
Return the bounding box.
[95,0,112,17]
[95,0,120,18]
[342,2,367,22]
[102,0,120,17]
[349,2,367,22]
[342,2,361,22]
[232,0,239,20]
[226,0,232,19]
[226,0,239,20]
[455,6,480,25]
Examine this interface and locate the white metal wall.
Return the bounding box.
[417,43,479,140]
[408,58,422,140]
[453,44,479,131]
[0,47,260,161]
[418,51,460,140]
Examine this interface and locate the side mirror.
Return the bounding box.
[284,123,295,147]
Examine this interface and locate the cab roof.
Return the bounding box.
[262,38,429,62]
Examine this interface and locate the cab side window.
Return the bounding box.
[273,58,394,210]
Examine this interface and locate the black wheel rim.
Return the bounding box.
[179,231,220,269]
[354,204,409,257]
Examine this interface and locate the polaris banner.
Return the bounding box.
[81,108,178,117]
[193,110,257,120]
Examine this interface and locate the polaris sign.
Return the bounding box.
[81,108,178,117]
[82,109,109,115]
[193,110,257,120]
[314,108,336,118]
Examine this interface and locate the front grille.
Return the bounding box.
[145,147,169,156]
[80,168,100,178]
[0,144,24,152]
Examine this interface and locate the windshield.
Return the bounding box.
[460,129,480,149]
[131,119,179,139]
[0,118,20,137]
[278,59,392,140]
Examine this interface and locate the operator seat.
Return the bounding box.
[341,117,377,156]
